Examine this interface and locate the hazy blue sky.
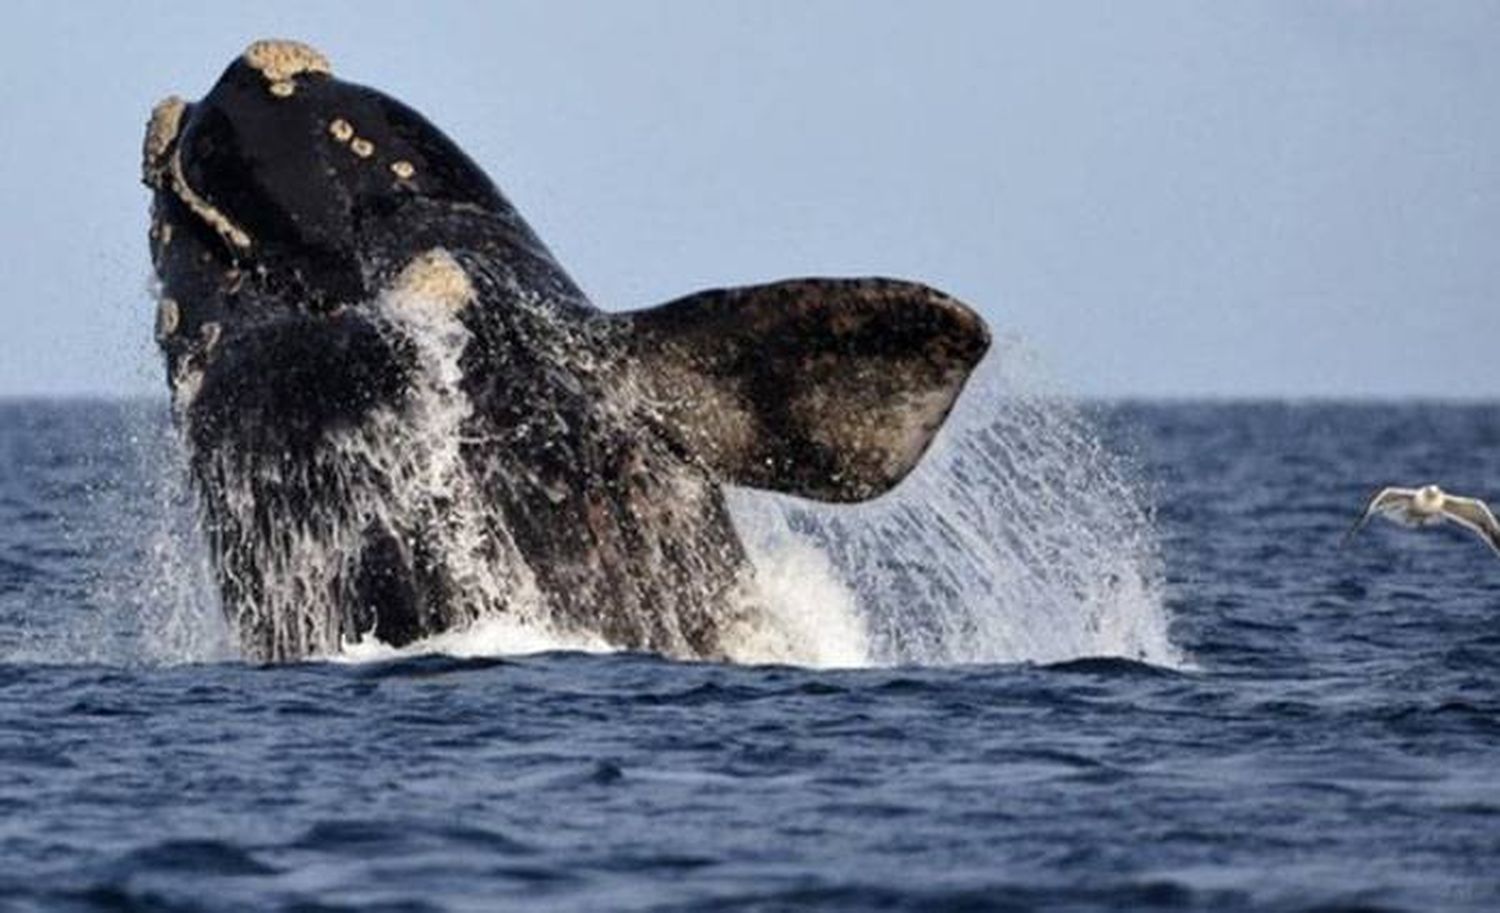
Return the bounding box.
[1,1,1496,398]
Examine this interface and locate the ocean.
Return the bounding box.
[1,394,1497,912]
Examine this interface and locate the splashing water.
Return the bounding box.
[8,401,234,667]
[124,413,235,665]
[729,334,1185,669]
[78,296,1180,669]
[183,278,574,660]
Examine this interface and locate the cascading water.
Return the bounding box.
[181,276,597,660]
[125,411,234,665]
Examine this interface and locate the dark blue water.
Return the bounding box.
[2,399,1498,912]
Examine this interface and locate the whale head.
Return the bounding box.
[142,40,583,446]
[143,39,512,308]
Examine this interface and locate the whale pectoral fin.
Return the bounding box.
[623,277,990,503]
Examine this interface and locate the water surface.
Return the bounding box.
[1,400,1497,912]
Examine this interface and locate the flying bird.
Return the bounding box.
[1344,485,1500,558]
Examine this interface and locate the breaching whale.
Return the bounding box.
[142,40,990,662]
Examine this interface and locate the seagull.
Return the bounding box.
[1344,484,1500,557]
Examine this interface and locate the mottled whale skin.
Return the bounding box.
[143,40,990,662]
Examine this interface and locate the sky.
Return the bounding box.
[0,1,1496,399]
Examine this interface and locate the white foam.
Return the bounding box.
[718,522,871,669]
[332,613,614,664]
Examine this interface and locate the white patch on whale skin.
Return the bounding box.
[142,96,186,187]
[242,39,332,85]
[167,151,253,250]
[148,219,175,265]
[390,249,474,315]
[154,298,180,341]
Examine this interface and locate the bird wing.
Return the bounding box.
[1441,495,1500,557]
[1343,486,1416,547]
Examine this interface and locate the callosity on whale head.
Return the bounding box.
[144,40,991,662]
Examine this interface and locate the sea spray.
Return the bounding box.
[128,406,234,665]
[730,334,1185,669]
[5,401,232,666]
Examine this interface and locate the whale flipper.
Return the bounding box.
[624,278,990,503]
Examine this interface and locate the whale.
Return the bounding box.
[142,40,990,662]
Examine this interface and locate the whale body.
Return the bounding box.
[143,40,990,662]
